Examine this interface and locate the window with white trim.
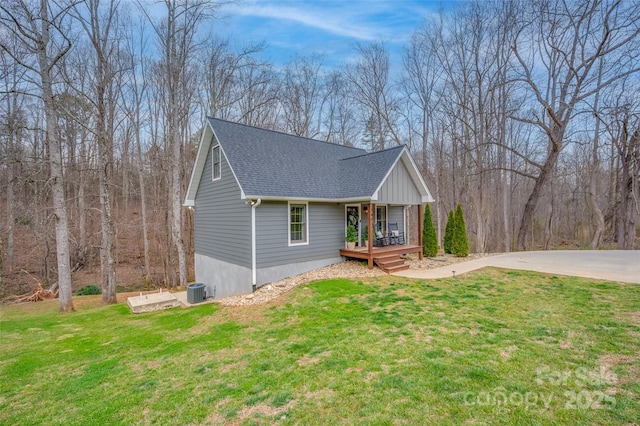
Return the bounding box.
[376,205,387,235]
[289,202,308,245]
[212,145,221,180]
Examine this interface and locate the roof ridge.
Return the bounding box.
[208,116,366,153]
[340,144,405,161]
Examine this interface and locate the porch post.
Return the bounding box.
[367,202,373,269]
[418,204,423,260]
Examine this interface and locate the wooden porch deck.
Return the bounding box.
[339,244,422,273]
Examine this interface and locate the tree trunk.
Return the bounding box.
[137,129,152,283]
[517,149,559,251]
[588,153,605,249]
[35,1,74,312]
[78,167,88,263]
[544,197,553,250]
[6,128,15,273]
[98,133,117,304]
[502,169,511,252]
[47,108,74,311]
[588,60,605,249]
[170,98,187,288]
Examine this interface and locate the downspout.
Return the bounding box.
[250,198,262,291]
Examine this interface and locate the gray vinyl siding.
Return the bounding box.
[388,206,405,232]
[194,140,251,268]
[256,202,344,268]
[376,161,422,205]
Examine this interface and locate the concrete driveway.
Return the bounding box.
[394,250,640,284]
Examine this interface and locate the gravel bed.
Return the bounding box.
[215,252,495,307]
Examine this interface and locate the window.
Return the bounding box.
[289,202,308,245]
[212,145,221,180]
[376,205,387,235]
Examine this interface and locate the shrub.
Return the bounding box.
[76,284,102,296]
[443,209,455,254]
[422,204,438,257]
[452,204,469,257]
[345,224,358,243]
[14,214,31,226]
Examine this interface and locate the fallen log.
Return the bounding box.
[1,270,59,304]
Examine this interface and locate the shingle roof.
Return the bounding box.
[337,147,405,198]
[210,118,405,200]
[181,117,432,204]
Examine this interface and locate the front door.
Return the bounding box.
[345,205,360,247]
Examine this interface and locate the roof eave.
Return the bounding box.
[184,121,213,206]
[243,195,373,203]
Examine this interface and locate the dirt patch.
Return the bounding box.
[304,388,336,405]
[236,400,295,423]
[599,354,638,393]
[600,354,637,367]
[146,360,162,369]
[622,311,640,326]
[297,355,320,366]
[558,340,572,349]
[222,305,269,323]
[500,345,518,359]
[220,360,249,373]
[202,397,232,425]
[297,351,331,367]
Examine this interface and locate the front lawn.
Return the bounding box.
[1,269,638,425]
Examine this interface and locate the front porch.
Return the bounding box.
[342,202,425,273]
[339,244,422,273]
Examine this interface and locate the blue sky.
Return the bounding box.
[215,0,458,68]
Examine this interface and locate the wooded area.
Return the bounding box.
[1,0,638,309]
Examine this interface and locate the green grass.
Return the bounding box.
[1,268,639,425]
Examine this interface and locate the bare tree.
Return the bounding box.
[601,87,640,249]
[144,0,216,287]
[202,37,269,121]
[281,55,325,138]
[122,13,152,283]
[72,0,125,303]
[0,46,28,274]
[345,42,402,150]
[322,70,358,146]
[588,57,606,248]
[235,59,280,129]
[510,0,640,250]
[0,0,75,311]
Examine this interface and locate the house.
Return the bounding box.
[184,118,434,299]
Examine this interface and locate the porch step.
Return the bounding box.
[374,255,409,274]
[375,255,405,268]
[384,264,410,273]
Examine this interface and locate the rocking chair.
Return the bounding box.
[388,222,405,245]
[373,225,389,247]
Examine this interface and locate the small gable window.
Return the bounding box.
[289,202,308,245]
[212,145,221,180]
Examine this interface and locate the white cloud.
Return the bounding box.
[225,1,393,42]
